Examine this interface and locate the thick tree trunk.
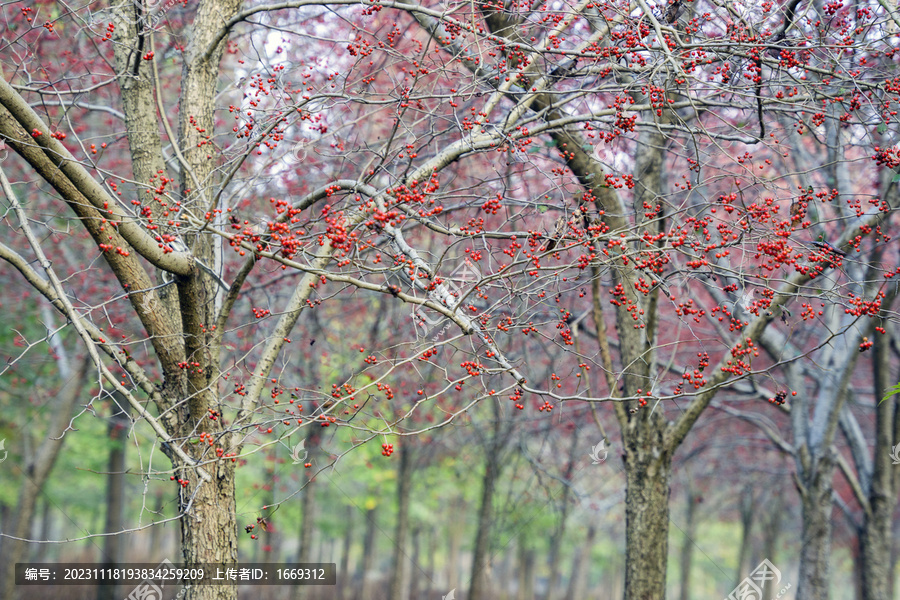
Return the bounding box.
[860,493,894,600]
[860,328,898,600]
[179,458,238,600]
[796,455,836,600]
[97,396,131,600]
[389,444,413,600]
[623,423,671,600]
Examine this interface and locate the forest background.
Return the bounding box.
[0,0,899,599]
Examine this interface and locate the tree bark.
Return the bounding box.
[388,443,413,600]
[796,453,836,600]
[178,459,238,600]
[860,326,897,600]
[860,473,894,600]
[622,421,671,600]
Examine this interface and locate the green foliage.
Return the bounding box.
[880,381,900,405]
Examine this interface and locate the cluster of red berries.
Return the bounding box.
[381,443,394,456]
[170,476,189,488]
[509,388,524,410]
[769,391,788,406]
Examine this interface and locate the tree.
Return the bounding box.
[1,1,899,600]
[0,307,90,600]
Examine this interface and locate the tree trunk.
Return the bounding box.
[860,327,898,600]
[97,396,131,600]
[258,445,283,564]
[292,434,318,600]
[517,541,535,600]
[760,495,783,600]
[149,489,167,558]
[389,443,413,600]
[339,505,353,600]
[679,485,698,600]
[426,526,437,597]
[796,454,836,600]
[545,427,580,600]
[565,524,595,600]
[468,436,501,600]
[622,423,671,600]
[358,505,378,600]
[33,500,53,562]
[409,526,422,600]
[446,497,463,589]
[178,458,238,600]
[0,358,87,600]
[734,485,755,590]
[859,491,894,600]
[859,498,893,600]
